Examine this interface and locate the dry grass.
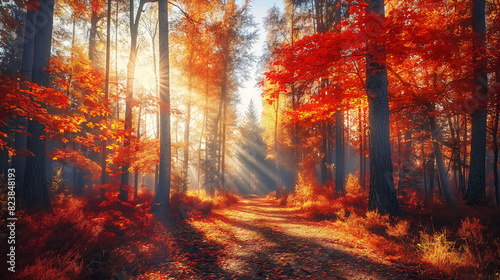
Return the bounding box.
[170,189,241,219]
[271,172,500,279]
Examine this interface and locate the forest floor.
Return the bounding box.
[138,197,445,280]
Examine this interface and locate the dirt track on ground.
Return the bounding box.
[144,197,444,280]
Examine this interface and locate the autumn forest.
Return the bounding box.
[1,0,500,279]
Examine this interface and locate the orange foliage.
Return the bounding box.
[11,191,173,279]
[50,149,101,180]
[170,190,241,219]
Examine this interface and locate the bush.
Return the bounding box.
[417,229,463,274]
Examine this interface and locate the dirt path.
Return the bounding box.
[151,197,442,280]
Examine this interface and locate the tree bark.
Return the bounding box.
[335,110,345,193]
[428,103,456,207]
[134,101,142,199]
[154,0,171,212]
[274,94,282,196]
[101,0,112,187]
[13,8,37,190]
[21,0,54,210]
[493,71,499,205]
[182,87,192,190]
[120,0,146,201]
[466,0,487,205]
[366,0,400,215]
[89,9,98,61]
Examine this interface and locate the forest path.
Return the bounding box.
[154,197,438,280]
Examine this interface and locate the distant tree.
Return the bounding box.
[120,0,147,201]
[234,100,275,195]
[205,0,257,196]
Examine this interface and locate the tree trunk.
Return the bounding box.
[101,0,112,187]
[493,71,499,205]
[366,0,400,215]
[422,139,428,201]
[335,110,345,193]
[458,115,466,195]
[221,102,227,188]
[153,19,159,189]
[493,109,499,205]
[154,0,171,212]
[120,0,146,201]
[115,0,120,120]
[274,94,282,196]
[359,107,364,187]
[89,9,98,61]
[466,0,487,205]
[428,103,456,207]
[321,122,329,185]
[134,102,142,200]
[183,93,191,190]
[429,147,435,200]
[21,0,54,210]
[13,8,37,190]
[397,128,402,195]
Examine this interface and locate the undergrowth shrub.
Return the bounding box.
[417,229,463,274]
[386,220,410,240]
[277,170,500,279]
[170,189,241,219]
[287,173,368,220]
[457,218,500,277]
[13,189,173,280]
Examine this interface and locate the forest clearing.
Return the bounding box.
[1,0,500,279]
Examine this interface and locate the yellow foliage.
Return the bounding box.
[417,230,464,272]
[345,174,362,197]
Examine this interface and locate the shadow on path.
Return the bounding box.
[153,198,447,280]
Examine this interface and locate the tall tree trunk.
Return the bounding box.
[428,103,456,207]
[493,71,499,205]
[447,116,459,189]
[183,91,192,190]
[115,0,120,120]
[429,147,435,200]
[120,0,146,201]
[466,0,487,205]
[359,107,364,187]
[463,115,468,189]
[321,122,330,185]
[209,57,228,196]
[493,108,499,205]
[366,0,400,215]
[89,9,98,61]
[21,0,54,210]
[458,115,466,195]
[134,102,142,199]
[335,110,345,193]
[101,0,112,187]
[401,129,413,189]
[152,19,159,189]
[422,138,428,201]
[154,0,171,211]
[221,102,227,188]
[14,8,37,190]
[397,127,402,195]
[361,108,367,189]
[274,94,282,196]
